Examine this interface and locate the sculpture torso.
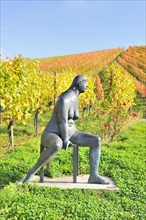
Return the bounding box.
[42,89,79,139]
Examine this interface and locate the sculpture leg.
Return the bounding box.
[70,131,109,184]
[88,143,109,184]
[22,133,63,183]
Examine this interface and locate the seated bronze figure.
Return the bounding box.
[23,75,109,184]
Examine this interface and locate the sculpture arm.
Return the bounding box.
[56,98,71,150]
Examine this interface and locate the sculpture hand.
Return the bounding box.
[63,140,73,151]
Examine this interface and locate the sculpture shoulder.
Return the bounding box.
[54,94,70,111]
[58,91,74,104]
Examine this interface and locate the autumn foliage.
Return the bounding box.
[96,62,136,142]
[117,46,146,97]
[39,48,124,74]
[0,55,52,146]
[1,46,145,146]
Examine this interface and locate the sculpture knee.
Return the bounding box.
[92,136,101,148]
[54,139,63,152]
[97,136,101,145]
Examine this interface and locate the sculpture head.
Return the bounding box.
[71,75,88,93]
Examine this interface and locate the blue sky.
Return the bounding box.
[1,0,145,59]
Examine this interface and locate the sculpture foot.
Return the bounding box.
[88,174,110,184]
[22,168,34,183]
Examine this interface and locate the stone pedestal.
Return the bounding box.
[19,175,118,190]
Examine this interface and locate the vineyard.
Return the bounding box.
[117,46,146,97]
[0,46,146,219]
[39,47,124,74]
[38,46,146,99]
[0,46,146,148]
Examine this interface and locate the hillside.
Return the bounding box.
[38,46,146,98]
[117,46,146,98]
[38,47,124,75]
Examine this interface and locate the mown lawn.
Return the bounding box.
[0,120,145,220]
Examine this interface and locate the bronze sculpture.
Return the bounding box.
[23,75,109,184]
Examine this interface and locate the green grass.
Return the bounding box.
[0,119,145,219]
[0,110,50,156]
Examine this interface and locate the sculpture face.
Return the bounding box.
[79,77,88,93]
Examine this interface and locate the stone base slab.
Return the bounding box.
[19,175,118,190]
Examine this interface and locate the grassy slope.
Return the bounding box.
[0,120,145,220]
